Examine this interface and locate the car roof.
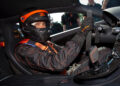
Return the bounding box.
[0,0,79,19]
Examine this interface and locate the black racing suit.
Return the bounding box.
[15,31,85,73]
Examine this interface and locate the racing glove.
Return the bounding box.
[71,17,94,44]
[80,17,94,36]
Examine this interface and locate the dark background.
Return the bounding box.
[0,0,79,18]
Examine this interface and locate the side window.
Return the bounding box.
[49,12,64,35]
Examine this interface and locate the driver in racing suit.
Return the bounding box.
[14,9,93,74]
[15,9,118,77]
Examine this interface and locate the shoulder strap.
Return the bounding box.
[19,39,30,44]
[19,39,58,53]
[35,42,48,51]
[47,41,58,54]
[19,39,48,51]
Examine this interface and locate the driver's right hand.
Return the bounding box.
[80,17,94,36]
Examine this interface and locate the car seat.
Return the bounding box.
[1,17,32,75]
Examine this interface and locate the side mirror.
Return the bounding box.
[103,7,120,27]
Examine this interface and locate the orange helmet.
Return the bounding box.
[20,9,50,42]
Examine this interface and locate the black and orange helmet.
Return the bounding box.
[19,9,50,42]
[20,9,50,27]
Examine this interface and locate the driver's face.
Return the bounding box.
[32,21,46,29]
